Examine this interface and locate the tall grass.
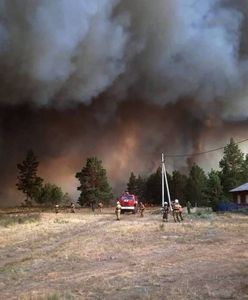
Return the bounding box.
[0,213,40,227]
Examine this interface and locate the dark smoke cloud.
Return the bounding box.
[0,0,247,105]
[1,0,248,206]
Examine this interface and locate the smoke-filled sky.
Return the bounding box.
[1,0,248,206]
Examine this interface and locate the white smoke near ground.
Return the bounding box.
[0,0,247,110]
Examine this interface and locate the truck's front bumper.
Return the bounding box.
[121,206,135,210]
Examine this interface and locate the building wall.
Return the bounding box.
[232,191,248,205]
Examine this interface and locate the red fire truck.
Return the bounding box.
[118,191,138,214]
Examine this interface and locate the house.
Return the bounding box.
[230,183,248,206]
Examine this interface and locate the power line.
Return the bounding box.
[164,138,248,158]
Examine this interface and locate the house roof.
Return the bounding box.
[230,183,248,192]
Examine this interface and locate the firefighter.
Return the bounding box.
[55,204,59,214]
[90,201,96,212]
[162,202,169,222]
[115,201,121,221]
[139,202,145,217]
[173,199,182,222]
[179,203,184,221]
[70,202,75,213]
[186,201,191,214]
[98,202,103,214]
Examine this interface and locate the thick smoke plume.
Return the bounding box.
[1,0,248,206]
[0,0,247,105]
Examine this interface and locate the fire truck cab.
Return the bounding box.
[118,191,138,214]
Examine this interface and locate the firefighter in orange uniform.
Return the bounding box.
[70,202,75,213]
[173,199,183,222]
[115,201,121,221]
[98,202,103,213]
[139,202,145,217]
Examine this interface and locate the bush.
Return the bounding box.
[190,208,214,220]
[35,183,64,205]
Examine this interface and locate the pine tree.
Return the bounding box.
[206,170,223,211]
[127,173,146,201]
[170,170,188,205]
[186,164,207,207]
[219,138,244,196]
[127,172,137,194]
[135,175,147,202]
[241,154,248,183]
[16,150,43,205]
[75,157,113,209]
[145,167,162,205]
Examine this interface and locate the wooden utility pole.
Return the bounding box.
[161,153,172,210]
[162,153,165,207]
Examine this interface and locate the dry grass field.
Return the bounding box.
[0,208,248,300]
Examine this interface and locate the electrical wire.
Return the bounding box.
[164,138,248,158]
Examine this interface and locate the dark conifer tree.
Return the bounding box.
[241,154,248,183]
[76,157,113,209]
[16,150,43,205]
[145,167,162,205]
[127,172,137,194]
[135,175,147,202]
[219,138,244,196]
[186,164,207,207]
[206,169,223,211]
[170,170,188,205]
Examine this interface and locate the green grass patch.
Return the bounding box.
[191,209,215,220]
[232,207,248,215]
[47,294,60,300]
[53,218,69,224]
[36,291,75,300]
[0,213,40,227]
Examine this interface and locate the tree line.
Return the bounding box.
[16,138,248,209]
[16,150,65,206]
[126,138,248,210]
[16,151,112,207]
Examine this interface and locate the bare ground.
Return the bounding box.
[0,209,248,300]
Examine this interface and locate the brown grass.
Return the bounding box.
[0,208,248,299]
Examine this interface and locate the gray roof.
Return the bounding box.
[230,183,248,192]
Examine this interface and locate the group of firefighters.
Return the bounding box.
[161,199,184,223]
[55,198,189,223]
[55,202,76,214]
[115,201,145,221]
[115,199,186,222]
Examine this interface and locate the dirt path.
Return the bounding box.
[0,211,248,299]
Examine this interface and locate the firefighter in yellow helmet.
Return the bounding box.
[162,202,169,222]
[55,204,59,214]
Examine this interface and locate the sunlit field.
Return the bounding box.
[0,208,248,300]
